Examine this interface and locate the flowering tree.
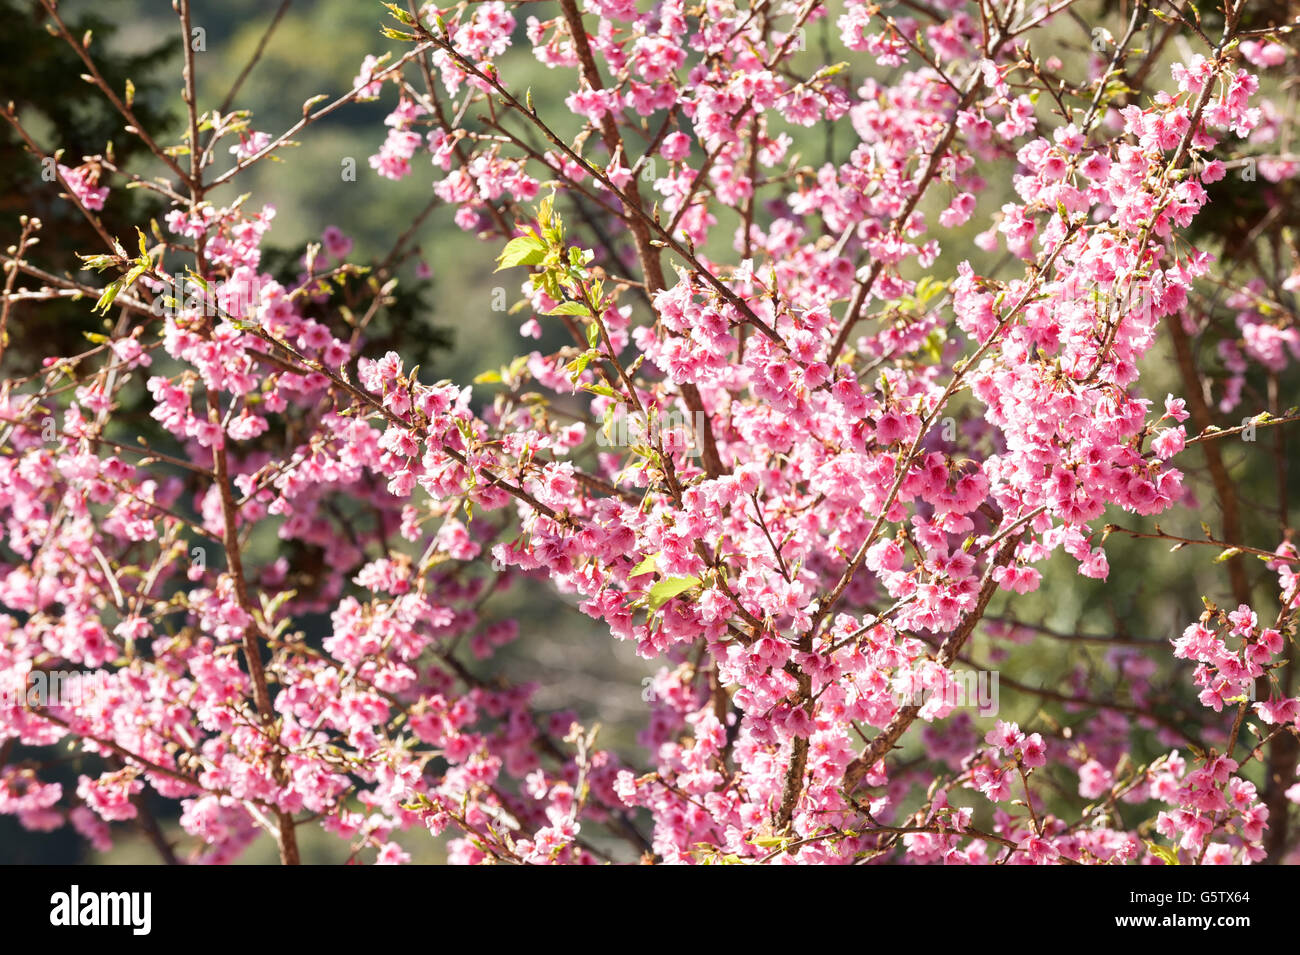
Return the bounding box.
[2,0,1300,865]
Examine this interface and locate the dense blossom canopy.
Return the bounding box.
[2,0,1299,864]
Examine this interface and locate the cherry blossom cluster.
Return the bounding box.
[2,0,1299,865]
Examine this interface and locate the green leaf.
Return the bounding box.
[473,369,503,384]
[78,253,117,273]
[262,588,297,620]
[506,354,530,380]
[185,267,210,292]
[1145,842,1180,865]
[495,235,545,271]
[645,575,701,612]
[544,300,591,317]
[920,328,946,363]
[121,263,147,290]
[628,554,658,578]
[914,276,948,306]
[382,2,417,25]
[601,401,618,440]
[566,349,597,382]
[92,280,122,315]
[1215,547,1243,563]
[585,320,601,347]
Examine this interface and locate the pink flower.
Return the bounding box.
[1078,760,1113,799]
[1256,696,1300,726]
[1019,834,1059,864]
[322,225,353,260]
[375,842,411,865]
[938,193,977,229]
[1151,426,1185,459]
[985,720,1024,754]
[58,164,109,210]
[1020,733,1047,768]
[229,130,271,161]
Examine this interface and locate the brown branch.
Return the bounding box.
[1164,315,1253,603]
[842,531,1025,792]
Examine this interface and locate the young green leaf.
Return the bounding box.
[628,554,659,578]
[1144,842,1180,865]
[645,575,701,612]
[495,235,545,271]
[92,280,122,315]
